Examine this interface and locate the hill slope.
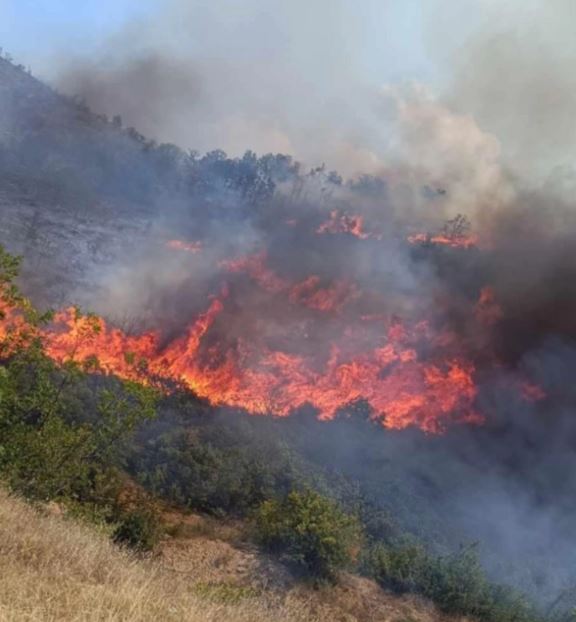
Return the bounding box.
[0,489,456,622]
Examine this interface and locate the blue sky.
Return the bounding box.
[0,0,156,67]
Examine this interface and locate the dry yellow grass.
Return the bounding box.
[0,489,457,622]
[0,489,323,622]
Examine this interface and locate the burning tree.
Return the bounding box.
[441,214,471,241]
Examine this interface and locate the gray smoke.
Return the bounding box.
[52,0,413,176]
[58,55,201,141]
[424,0,576,184]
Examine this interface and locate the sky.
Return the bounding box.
[0,0,156,63]
[0,0,435,85]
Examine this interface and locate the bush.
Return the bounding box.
[0,244,157,508]
[127,417,316,518]
[254,489,361,580]
[112,508,161,552]
[366,542,540,622]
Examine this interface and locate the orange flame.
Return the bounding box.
[0,249,543,435]
[317,210,379,240]
[407,232,479,249]
[41,300,481,433]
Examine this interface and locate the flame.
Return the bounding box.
[221,252,360,314]
[317,210,379,240]
[0,239,543,435]
[39,297,481,434]
[407,232,479,248]
[520,382,546,402]
[475,287,503,326]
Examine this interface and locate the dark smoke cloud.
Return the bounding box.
[53,0,403,175]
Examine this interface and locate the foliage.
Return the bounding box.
[127,413,320,517]
[366,542,540,622]
[0,246,157,510]
[0,244,552,615]
[254,489,361,580]
[112,507,161,552]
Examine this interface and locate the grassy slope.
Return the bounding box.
[0,489,457,622]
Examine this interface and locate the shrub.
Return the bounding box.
[0,244,157,509]
[112,508,162,552]
[366,542,540,622]
[254,489,361,580]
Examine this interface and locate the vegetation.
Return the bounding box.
[0,489,334,622]
[0,243,552,620]
[366,542,539,622]
[0,246,157,537]
[112,507,162,552]
[0,53,568,618]
[255,490,361,580]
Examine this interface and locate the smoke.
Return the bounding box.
[58,55,202,140]
[424,0,576,184]
[52,0,413,176]
[374,85,514,223]
[52,0,576,204]
[51,0,528,229]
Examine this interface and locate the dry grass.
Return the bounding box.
[0,489,320,622]
[0,490,457,622]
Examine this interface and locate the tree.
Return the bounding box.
[442,213,471,240]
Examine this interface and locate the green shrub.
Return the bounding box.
[254,489,361,580]
[0,244,157,510]
[367,542,540,622]
[112,508,161,552]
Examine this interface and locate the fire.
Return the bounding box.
[317,210,379,240]
[407,214,479,248]
[520,382,546,403]
[0,225,543,435]
[40,296,481,433]
[475,287,503,326]
[221,252,360,314]
[407,232,479,248]
[45,309,158,377]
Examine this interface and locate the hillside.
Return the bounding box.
[0,488,456,622]
[1,49,576,622]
